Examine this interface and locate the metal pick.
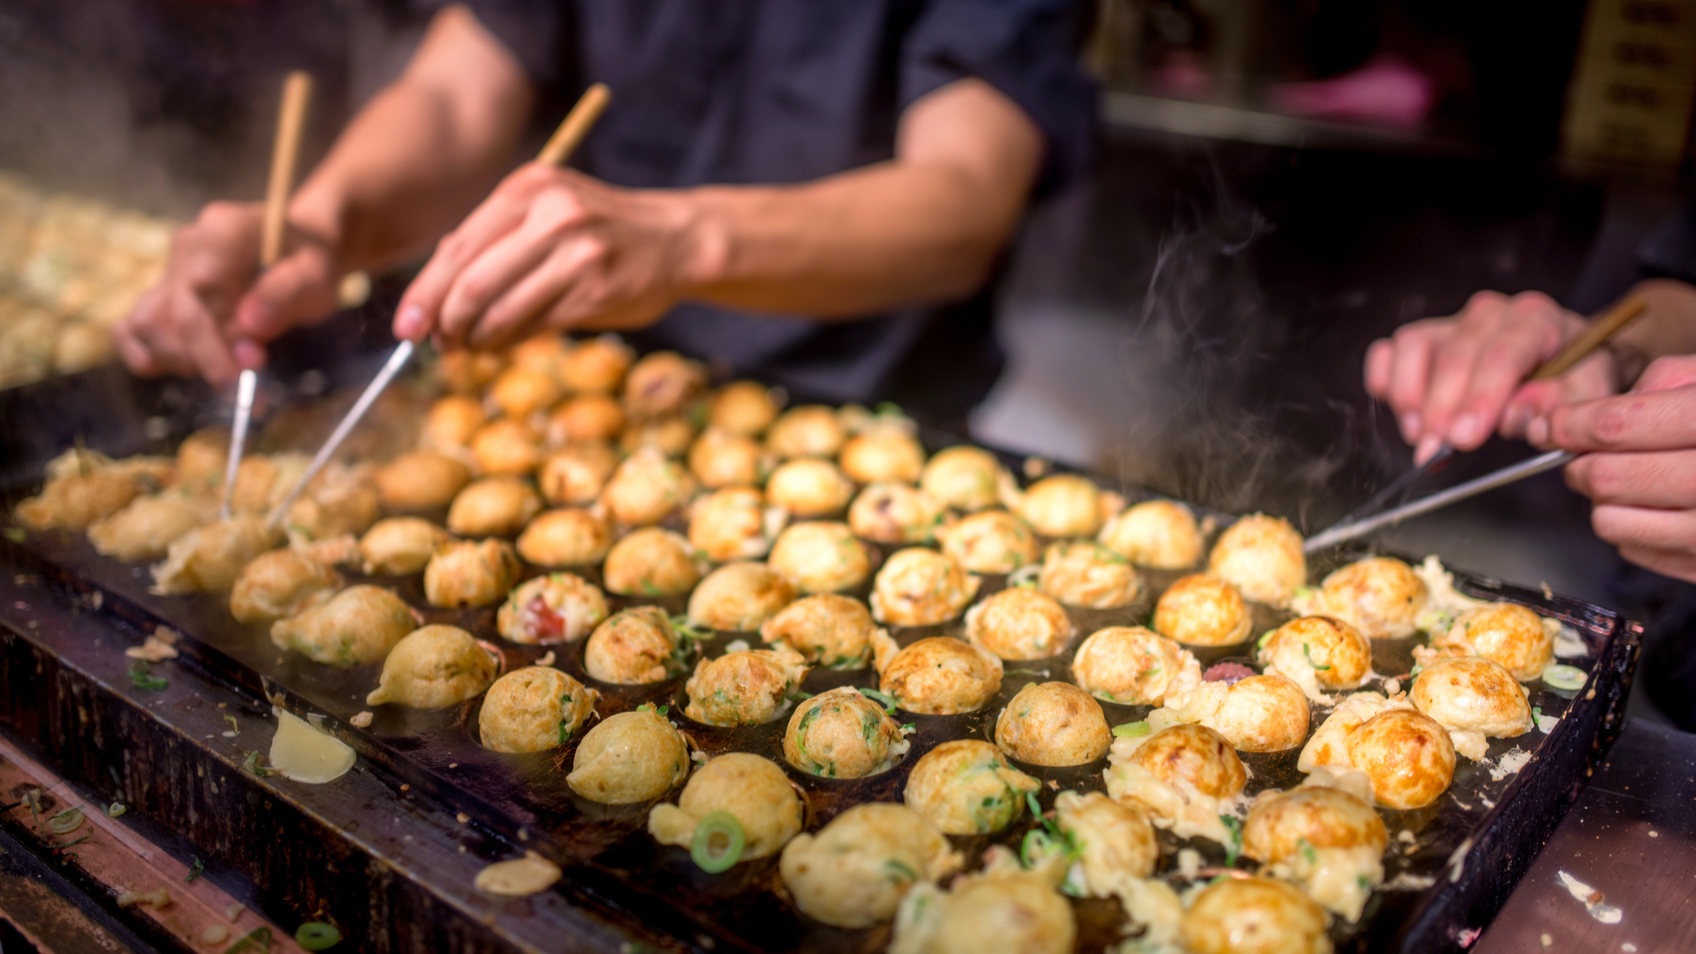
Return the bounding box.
[219,368,259,521]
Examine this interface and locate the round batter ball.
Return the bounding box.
[876,637,1003,715]
[1037,541,1143,609]
[780,803,961,929]
[16,472,142,532]
[767,458,855,517]
[1243,785,1387,922]
[1014,474,1112,538]
[537,442,618,506]
[784,686,911,777]
[919,445,1005,512]
[1346,708,1456,809]
[446,476,542,537]
[1411,656,1533,745]
[766,405,846,459]
[435,350,505,395]
[687,428,772,488]
[489,366,562,420]
[849,482,943,544]
[1153,573,1251,646]
[469,417,543,476]
[648,753,802,862]
[479,666,600,752]
[1098,499,1203,569]
[937,510,1039,575]
[707,381,781,436]
[994,681,1111,766]
[560,335,634,394]
[684,648,809,725]
[1055,791,1158,890]
[687,561,797,631]
[375,451,471,513]
[1311,556,1428,640]
[1112,723,1247,809]
[963,587,1075,660]
[1207,674,1312,752]
[840,428,925,485]
[507,331,571,382]
[497,573,609,644]
[359,517,449,575]
[366,624,498,708]
[1071,626,1195,706]
[1434,603,1554,682]
[284,466,382,541]
[422,395,487,451]
[423,538,522,608]
[271,584,416,667]
[622,350,706,418]
[768,521,870,594]
[619,416,697,458]
[1181,876,1332,954]
[759,594,880,669]
[890,870,1075,954]
[688,487,779,562]
[152,516,284,594]
[88,492,211,563]
[903,739,1039,834]
[517,507,612,567]
[601,527,702,597]
[1259,616,1373,698]
[545,394,625,446]
[602,447,694,527]
[175,426,230,487]
[566,706,689,804]
[1207,513,1307,608]
[230,548,342,625]
[871,548,979,626]
[583,606,691,684]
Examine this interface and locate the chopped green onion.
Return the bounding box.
[129,662,168,692]
[1302,644,1332,671]
[690,811,746,873]
[1542,664,1587,691]
[294,922,342,950]
[224,926,273,954]
[1113,721,1151,738]
[1221,816,1243,866]
[106,802,127,818]
[637,703,670,717]
[1256,629,1276,650]
[1020,829,1054,868]
[858,688,899,714]
[48,807,83,834]
[3,527,25,543]
[185,855,204,883]
[883,859,918,884]
[1026,791,1042,819]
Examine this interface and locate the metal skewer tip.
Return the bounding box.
[219,368,259,522]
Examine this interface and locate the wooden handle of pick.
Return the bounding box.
[1528,295,1648,381]
[261,71,313,268]
[536,83,611,166]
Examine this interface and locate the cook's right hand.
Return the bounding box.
[114,201,342,387]
[1363,290,1621,464]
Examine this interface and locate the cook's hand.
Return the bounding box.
[394,164,703,350]
[1529,355,1696,583]
[1364,290,1620,464]
[114,201,343,387]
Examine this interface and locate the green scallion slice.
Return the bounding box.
[690,811,746,873]
[858,688,899,714]
[295,922,342,950]
[1112,721,1150,738]
[1542,664,1587,691]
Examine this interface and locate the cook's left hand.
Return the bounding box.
[394,163,709,350]
[1530,354,1696,582]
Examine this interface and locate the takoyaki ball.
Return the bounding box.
[780,803,962,929]
[270,584,416,667]
[649,753,802,861]
[230,548,343,625]
[359,517,450,575]
[683,648,809,726]
[1153,573,1251,647]
[374,451,471,512]
[507,330,572,382]
[1207,513,1307,608]
[174,425,230,487]
[479,666,600,753]
[784,686,911,777]
[849,482,943,544]
[545,394,625,446]
[470,418,543,476]
[423,538,522,608]
[1258,616,1373,700]
[839,428,926,485]
[937,510,1039,575]
[1303,556,1428,640]
[1098,499,1203,569]
[516,507,612,567]
[766,405,846,459]
[1410,656,1532,760]
[622,350,706,419]
[1433,603,1554,682]
[366,624,498,708]
[152,516,284,594]
[1072,626,1196,706]
[963,587,1075,660]
[890,868,1075,954]
[1037,541,1143,609]
[1013,474,1114,538]
[903,739,1039,834]
[1104,724,1246,844]
[1345,709,1456,809]
[687,486,778,562]
[566,706,690,803]
[601,527,702,597]
[876,637,1003,715]
[88,492,212,563]
[994,682,1111,766]
[686,561,798,631]
[1208,674,1312,753]
[537,442,618,506]
[497,573,609,644]
[435,349,505,395]
[284,468,382,541]
[687,428,772,488]
[445,476,541,538]
[1243,786,1387,923]
[584,606,691,684]
[16,472,142,531]
[620,416,697,459]
[229,454,309,514]
[919,445,1004,512]
[488,365,563,420]
[767,458,855,517]
[759,594,880,669]
[560,334,634,394]
[602,447,695,527]
[768,521,870,594]
[871,548,980,626]
[422,394,487,451]
[707,381,781,436]
[1181,876,1332,954]
[1054,791,1158,892]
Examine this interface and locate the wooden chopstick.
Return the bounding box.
[260,71,313,268]
[1529,295,1648,380]
[536,83,611,167]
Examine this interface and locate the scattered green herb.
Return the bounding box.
[294,922,342,951]
[56,833,92,850]
[48,807,84,834]
[883,859,918,884]
[858,688,898,713]
[1112,721,1151,738]
[1302,644,1332,671]
[1221,816,1243,866]
[223,715,240,734]
[242,750,274,777]
[1257,629,1276,650]
[185,855,204,883]
[224,925,273,954]
[690,811,746,873]
[129,661,168,692]
[106,802,127,818]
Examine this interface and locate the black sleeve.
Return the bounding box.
[900,0,1098,196]
[412,0,565,88]
[1640,202,1696,286]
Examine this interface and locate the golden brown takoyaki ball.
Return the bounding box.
[1207,513,1307,608]
[1258,616,1373,698]
[890,868,1076,954]
[230,548,342,625]
[919,445,1005,512]
[560,334,634,394]
[686,428,772,488]
[767,405,846,459]
[366,624,498,708]
[622,350,706,419]
[583,606,691,684]
[497,573,609,644]
[16,472,142,531]
[1410,656,1532,758]
[175,425,230,488]
[544,394,625,446]
[1098,499,1203,569]
[683,648,809,725]
[423,538,522,608]
[537,442,618,506]
[768,521,870,594]
[1207,674,1312,752]
[839,429,926,485]
[1243,783,1388,869]
[87,492,212,563]
[1304,556,1428,640]
[1012,474,1116,538]
[1153,573,1251,647]
[994,681,1111,766]
[759,594,880,669]
[780,803,962,929]
[871,548,980,626]
[284,467,382,541]
[1037,541,1143,609]
[767,458,855,517]
[602,447,695,527]
[489,366,563,420]
[707,381,781,435]
[358,517,449,575]
[963,587,1075,660]
[566,706,689,803]
[1181,876,1333,954]
[601,527,702,597]
[152,515,284,594]
[876,637,1003,715]
[374,451,471,513]
[422,394,487,451]
[648,753,802,861]
[1119,723,1248,802]
[1071,626,1196,706]
[470,417,543,476]
[1055,790,1158,890]
[849,482,943,544]
[436,349,506,395]
[686,561,798,631]
[784,686,911,777]
[619,415,697,458]
[1345,708,1455,809]
[271,584,416,667]
[903,739,1039,834]
[479,666,599,753]
[445,476,542,537]
[937,510,1039,575]
[1433,603,1554,682]
[516,507,611,567]
[687,486,779,562]
[507,330,572,382]
[228,453,308,514]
